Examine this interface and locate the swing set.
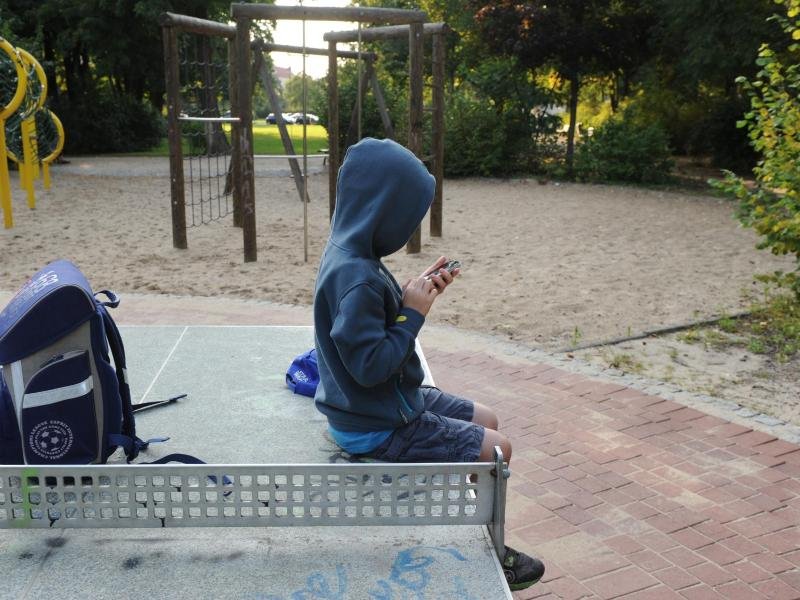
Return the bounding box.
[161,3,448,263]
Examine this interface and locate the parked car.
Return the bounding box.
[288,112,320,124]
[265,112,293,124]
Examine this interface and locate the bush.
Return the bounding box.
[619,80,756,171]
[444,91,560,177]
[52,91,164,154]
[711,0,800,298]
[444,94,513,177]
[574,111,673,183]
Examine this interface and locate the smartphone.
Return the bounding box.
[426,259,461,279]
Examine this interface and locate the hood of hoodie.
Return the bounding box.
[329,138,435,258]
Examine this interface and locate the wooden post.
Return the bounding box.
[327,39,339,220]
[430,31,445,237]
[163,25,188,250]
[254,50,309,202]
[406,21,424,254]
[228,38,243,227]
[367,58,395,140]
[344,62,371,150]
[235,17,257,262]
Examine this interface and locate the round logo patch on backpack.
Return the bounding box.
[29,419,74,460]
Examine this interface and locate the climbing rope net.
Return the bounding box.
[0,46,23,118]
[5,108,63,165]
[178,33,234,227]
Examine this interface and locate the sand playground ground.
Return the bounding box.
[1,156,798,428]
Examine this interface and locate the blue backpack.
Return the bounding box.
[0,260,164,465]
[286,348,319,398]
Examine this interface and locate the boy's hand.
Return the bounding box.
[402,276,439,317]
[422,256,459,294]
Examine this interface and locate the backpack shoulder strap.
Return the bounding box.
[96,291,141,460]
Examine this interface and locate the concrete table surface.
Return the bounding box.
[1,326,512,600]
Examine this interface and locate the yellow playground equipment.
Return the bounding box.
[0,38,26,229]
[0,39,65,228]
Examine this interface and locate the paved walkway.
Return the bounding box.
[10,291,800,599]
[430,348,800,600]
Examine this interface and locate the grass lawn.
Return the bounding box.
[130,123,328,157]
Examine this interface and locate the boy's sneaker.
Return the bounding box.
[501,546,545,591]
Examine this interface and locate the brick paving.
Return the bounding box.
[78,294,800,600]
[425,346,800,600]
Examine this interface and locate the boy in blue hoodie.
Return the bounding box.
[313,138,544,590]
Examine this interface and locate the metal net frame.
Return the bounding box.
[0,450,510,558]
[1,464,488,527]
[178,31,234,228]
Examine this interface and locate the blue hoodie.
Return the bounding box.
[313,138,436,438]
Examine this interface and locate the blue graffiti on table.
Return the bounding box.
[255,546,479,600]
[256,563,348,600]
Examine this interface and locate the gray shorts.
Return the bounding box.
[365,386,485,463]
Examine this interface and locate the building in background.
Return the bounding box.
[274,66,293,88]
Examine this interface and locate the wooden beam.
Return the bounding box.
[231,4,427,24]
[253,41,377,61]
[406,22,424,254]
[323,22,448,43]
[368,59,395,140]
[162,25,187,250]
[159,12,236,38]
[254,49,309,203]
[235,17,257,262]
[327,40,339,220]
[430,32,445,238]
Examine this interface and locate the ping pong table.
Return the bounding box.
[1,326,513,599]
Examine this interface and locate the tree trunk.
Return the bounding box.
[63,50,78,101]
[42,30,59,103]
[199,37,230,157]
[80,49,91,88]
[610,73,619,113]
[566,72,580,175]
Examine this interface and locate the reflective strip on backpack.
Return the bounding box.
[10,360,24,423]
[23,376,94,408]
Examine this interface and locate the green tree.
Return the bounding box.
[282,73,325,113]
[713,0,800,296]
[0,0,265,152]
[637,0,783,168]
[472,0,654,173]
[353,0,563,175]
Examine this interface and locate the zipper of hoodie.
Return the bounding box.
[395,373,412,424]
